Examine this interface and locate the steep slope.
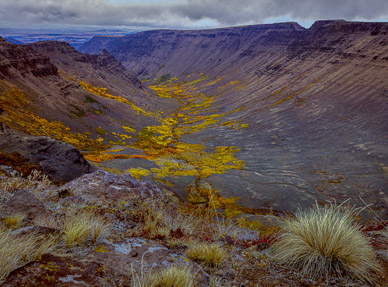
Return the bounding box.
[68,22,388,216]
[0,38,168,152]
[80,22,305,78]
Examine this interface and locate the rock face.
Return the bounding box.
[80,21,388,78]
[3,190,47,220]
[80,20,388,217]
[1,254,110,287]
[80,22,305,77]
[0,38,58,78]
[0,128,95,183]
[30,41,142,89]
[87,237,208,285]
[57,170,165,205]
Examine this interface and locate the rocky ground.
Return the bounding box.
[0,165,386,286]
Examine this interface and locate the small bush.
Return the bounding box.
[273,203,381,283]
[63,210,109,247]
[186,242,226,268]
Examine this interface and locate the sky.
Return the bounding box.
[0,0,387,31]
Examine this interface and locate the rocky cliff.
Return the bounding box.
[0,38,58,78]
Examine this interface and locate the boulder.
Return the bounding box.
[3,190,47,221]
[56,170,165,206]
[0,127,95,183]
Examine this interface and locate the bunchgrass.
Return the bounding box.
[63,210,109,247]
[273,203,381,283]
[0,227,57,281]
[186,242,227,268]
[2,214,24,228]
[146,265,194,287]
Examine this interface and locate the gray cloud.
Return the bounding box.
[0,0,387,29]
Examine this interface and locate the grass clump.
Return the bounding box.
[0,227,57,281]
[273,203,381,283]
[2,214,24,228]
[63,210,109,247]
[145,265,194,287]
[186,242,227,268]
[0,169,52,200]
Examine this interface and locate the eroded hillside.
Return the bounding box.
[0,38,171,151]
[80,20,388,217]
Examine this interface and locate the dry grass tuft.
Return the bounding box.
[2,214,24,228]
[0,169,52,200]
[63,210,109,247]
[273,203,381,283]
[145,265,195,287]
[186,242,227,268]
[0,227,58,281]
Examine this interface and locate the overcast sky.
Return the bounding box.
[0,0,387,31]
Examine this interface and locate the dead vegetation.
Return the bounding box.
[0,226,58,281]
[186,242,227,268]
[132,265,195,287]
[0,168,387,286]
[63,210,110,247]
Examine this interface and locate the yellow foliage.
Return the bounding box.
[201,76,224,88]
[126,167,151,180]
[0,84,106,151]
[79,81,154,117]
[96,126,107,135]
[122,124,136,134]
[2,215,24,228]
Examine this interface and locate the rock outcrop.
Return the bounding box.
[0,128,95,183]
[55,170,165,205]
[30,41,143,89]
[3,190,48,221]
[0,37,58,78]
[2,254,110,287]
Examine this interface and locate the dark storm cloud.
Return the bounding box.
[0,0,387,29]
